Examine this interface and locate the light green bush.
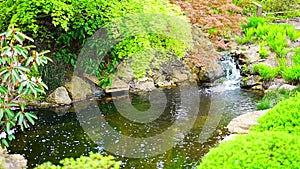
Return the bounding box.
[35,152,122,169]
[256,87,299,110]
[253,64,279,80]
[197,131,300,169]
[282,48,300,81]
[253,93,300,134]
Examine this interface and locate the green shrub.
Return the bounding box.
[35,152,121,169]
[256,88,293,110]
[237,20,299,56]
[253,93,300,134]
[242,17,266,30]
[0,27,51,147]
[259,42,270,58]
[282,48,300,81]
[0,0,190,88]
[253,64,279,80]
[197,131,300,169]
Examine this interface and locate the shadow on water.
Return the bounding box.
[8,87,262,169]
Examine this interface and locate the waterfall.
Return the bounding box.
[210,54,241,92]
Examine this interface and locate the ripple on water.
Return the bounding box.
[8,88,261,169]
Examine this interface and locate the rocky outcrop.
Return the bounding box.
[46,87,72,104]
[279,84,298,91]
[265,83,298,93]
[0,148,27,169]
[106,77,130,93]
[241,75,263,90]
[227,109,269,134]
[186,27,223,83]
[64,76,92,100]
[134,78,156,92]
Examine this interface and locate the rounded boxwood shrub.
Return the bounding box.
[253,93,300,134]
[197,131,300,169]
[34,152,121,169]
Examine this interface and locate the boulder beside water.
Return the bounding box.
[0,147,27,169]
[64,76,92,100]
[46,86,72,104]
[227,109,269,134]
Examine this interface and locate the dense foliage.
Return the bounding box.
[199,92,300,168]
[237,17,300,56]
[35,152,122,169]
[197,131,300,169]
[0,0,192,88]
[170,0,246,49]
[256,87,300,110]
[234,0,300,17]
[0,27,51,147]
[252,47,300,82]
[254,93,300,133]
[237,17,300,82]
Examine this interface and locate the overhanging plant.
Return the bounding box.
[0,27,52,147]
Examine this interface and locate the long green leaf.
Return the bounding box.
[3,73,10,83]
[18,113,24,126]
[16,31,34,42]
[5,28,13,37]
[6,103,19,107]
[26,112,37,119]
[18,81,26,94]
[5,122,10,133]
[0,67,9,76]
[0,109,3,120]
[14,34,24,44]
[2,139,9,147]
[0,86,7,95]
[25,113,35,125]
[15,66,30,72]
[12,69,21,82]
[5,108,14,118]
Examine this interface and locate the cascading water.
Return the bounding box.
[210,53,242,92]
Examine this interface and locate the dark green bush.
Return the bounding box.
[197,131,300,169]
[0,0,190,88]
[253,93,300,134]
[35,152,121,169]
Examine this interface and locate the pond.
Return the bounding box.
[8,86,262,169]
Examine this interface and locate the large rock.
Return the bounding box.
[134,78,156,92]
[185,27,223,82]
[227,109,269,134]
[64,76,92,100]
[230,45,260,64]
[0,147,27,169]
[279,84,298,91]
[46,87,71,104]
[241,75,262,89]
[172,70,188,83]
[106,77,130,93]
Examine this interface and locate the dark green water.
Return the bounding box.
[8,87,261,169]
